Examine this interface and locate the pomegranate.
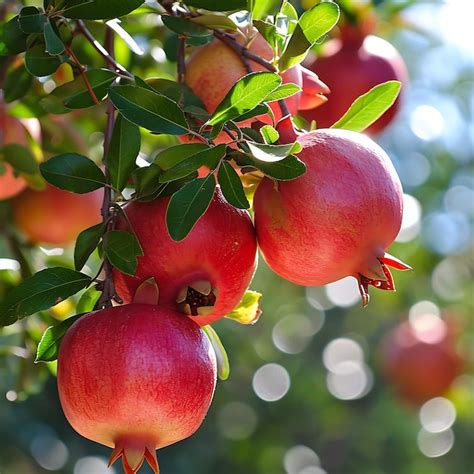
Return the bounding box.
[301,32,408,134]
[58,304,217,473]
[0,109,39,200]
[253,117,410,305]
[113,188,258,326]
[183,32,329,145]
[13,184,102,245]
[381,317,463,404]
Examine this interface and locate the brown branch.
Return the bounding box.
[65,45,100,105]
[76,20,133,79]
[97,26,118,309]
[177,36,186,84]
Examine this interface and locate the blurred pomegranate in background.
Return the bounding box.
[380,315,464,405]
[301,24,408,135]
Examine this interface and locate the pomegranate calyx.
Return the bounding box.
[109,443,159,474]
[177,282,217,316]
[132,277,160,305]
[380,252,412,271]
[357,261,396,307]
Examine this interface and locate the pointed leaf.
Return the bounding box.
[166,175,216,241]
[0,268,91,326]
[159,144,225,183]
[279,2,340,71]
[330,81,402,132]
[260,124,279,144]
[218,161,249,209]
[44,20,64,55]
[103,230,143,276]
[247,141,302,162]
[162,16,210,37]
[202,325,230,381]
[108,85,189,135]
[155,143,209,170]
[237,153,306,180]
[76,287,101,314]
[63,0,144,20]
[264,83,301,102]
[183,0,246,11]
[36,314,84,362]
[74,222,107,270]
[108,115,141,191]
[208,72,281,126]
[40,153,106,193]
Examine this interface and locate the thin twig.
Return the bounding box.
[76,19,133,79]
[65,45,100,105]
[177,36,186,84]
[97,26,118,309]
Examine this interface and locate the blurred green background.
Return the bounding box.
[0,0,473,473]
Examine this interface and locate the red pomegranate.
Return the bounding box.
[113,188,258,326]
[301,32,408,134]
[253,117,410,305]
[381,317,463,404]
[57,304,217,474]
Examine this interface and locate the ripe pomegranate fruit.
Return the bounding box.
[183,31,329,144]
[253,117,410,305]
[113,188,257,326]
[380,316,463,404]
[0,109,40,200]
[12,184,102,245]
[301,30,408,134]
[58,304,217,473]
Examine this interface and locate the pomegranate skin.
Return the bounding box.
[0,112,30,200]
[12,184,102,245]
[113,188,258,326]
[253,126,405,300]
[302,35,408,135]
[381,320,463,405]
[58,304,216,472]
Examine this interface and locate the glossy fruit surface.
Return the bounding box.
[381,317,463,404]
[113,188,257,325]
[58,304,217,473]
[302,35,408,134]
[13,184,102,245]
[253,118,409,304]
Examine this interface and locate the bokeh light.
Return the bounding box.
[252,363,291,402]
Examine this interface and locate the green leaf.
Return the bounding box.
[35,314,83,362]
[76,287,100,314]
[3,63,33,102]
[218,161,249,209]
[132,164,164,201]
[254,20,277,48]
[74,222,106,271]
[108,115,141,191]
[225,290,262,325]
[43,69,117,112]
[102,230,143,276]
[247,141,302,162]
[233,103,271,123]
[162,16,210,37]
[260,124,279,144]
[279,2,340,71]
[1,16,28,55]
[237,153,306,180]
[108,85,189,135]
[252,0,280,20]
[182,0,246,12]
[155,143,209,171]
[146,78,205,109]
[265,83,301,102]
[25,43,68,77]
[0,268,91,327]
[40,153,105,193]
[202,325,230,381]
[331,81,402,132]
[19,6,46,34]
[160,144,226,183]
[0,144,39,176]
[63,0,144,19]
[208,72,281,126]
[190,15,238,32]
[43,20,65,55]
[166,174,216,241]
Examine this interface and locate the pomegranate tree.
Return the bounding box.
[253,117,410,305]
[58,304,217,473]
[113,188,258,326]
